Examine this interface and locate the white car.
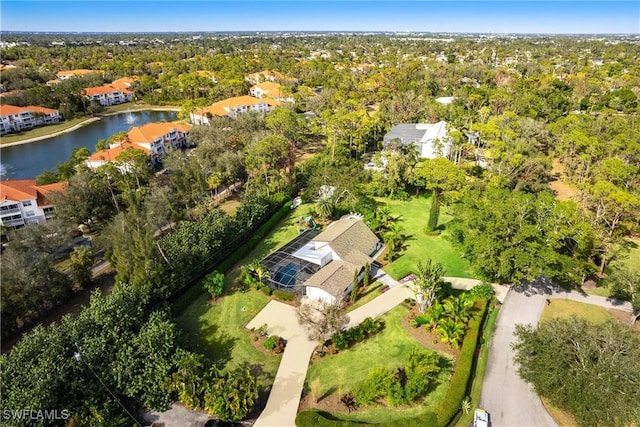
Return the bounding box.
[473,408,490,427]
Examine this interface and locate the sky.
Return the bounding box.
[1,1,639,34]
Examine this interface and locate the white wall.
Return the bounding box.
[305,287,336,304]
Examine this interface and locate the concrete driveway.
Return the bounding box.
[246,301,317,427]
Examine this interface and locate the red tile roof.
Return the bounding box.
[0,179,67,206]
[84,85,133,96]
[87,142,151,162]
[194,96,281,117]
[127,122,191,144]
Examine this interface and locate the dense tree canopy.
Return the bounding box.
[450,188,597,285]
[513,318,640,427]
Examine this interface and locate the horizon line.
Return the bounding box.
[2,30,639,35]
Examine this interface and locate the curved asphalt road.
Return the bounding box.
[480,282,633,427]
[480,289,557,427]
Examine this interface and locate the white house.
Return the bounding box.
[0,180,66,227]
[83,85,133,107]
[245,70,297,85]
[0,105,61,135]
[383,121,453,159]
[190,95,281,124]
[261,215,383,304]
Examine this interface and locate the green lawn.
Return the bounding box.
[304,306,452,424]
[609,238,640,274]
[585,238,639,298]
[376,196,472,280]
[347,282,385,312]
[539,299,611,324]
[176,204,317,379]
[176,290,281,379]
[0,117,90,145]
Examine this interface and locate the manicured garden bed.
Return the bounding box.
[300,306,453,424]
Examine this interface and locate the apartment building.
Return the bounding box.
[190,95,281,125]
[0,180,66,228]
[83,85,133,107]
[0,105,61,135]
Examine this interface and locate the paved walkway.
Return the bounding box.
[443,277,509,303]
[246,301,317,427]
[552,289,633,312]
[247,274,507,426]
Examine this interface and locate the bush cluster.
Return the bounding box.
[263,335,286,354]
[273,289,296,301]
[171,200,292,313]
[353,349,442,407]
[331,317,384,351]
[296,298,490,426]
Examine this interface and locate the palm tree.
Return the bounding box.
[436,318,465,349]
[383,222,404,261]
[249,260,271,285]
[412,259,444,313]
[166,350,205,410]
[315,196,336,220]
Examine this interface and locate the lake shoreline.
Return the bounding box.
[0,105,181,148]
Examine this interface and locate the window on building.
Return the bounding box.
[22,200,32,207]
[25,211,35,217]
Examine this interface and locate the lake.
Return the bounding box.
[0,110,178,180]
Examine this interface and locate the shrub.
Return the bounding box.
[274,337,286,354]
[467,283,495,299]
[431,298,488,426]
[414,315,429,325]
[260,285,272,296]
[360,317,384,335]
[354,366,395,406]
[408,318,419,328]
[256,323,268,337]
[263,335,278,351]
[273,289,296,301]
[332,331,350,350]
[346,325,365,342]
[202,270,225,299]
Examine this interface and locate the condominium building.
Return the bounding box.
[0,180,66,228]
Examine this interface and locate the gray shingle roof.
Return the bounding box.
[383,124,426,145]
[305,260,360,299]
[314,217,379,261]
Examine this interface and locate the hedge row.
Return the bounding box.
[171,201,292,314]
[429,297,489,426]
[296,298,489,427]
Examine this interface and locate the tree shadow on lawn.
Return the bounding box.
[178,301,237,367]
[201,322,236,367]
